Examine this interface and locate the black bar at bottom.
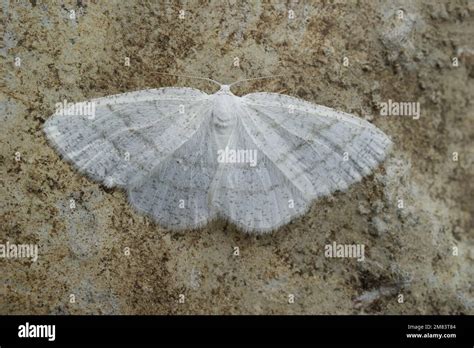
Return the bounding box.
[0,315,472,346]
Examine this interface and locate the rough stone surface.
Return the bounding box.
[0,0,472,314]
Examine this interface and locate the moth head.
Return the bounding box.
[219,85,231,93]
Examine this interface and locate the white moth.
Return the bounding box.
[44,77,392,233]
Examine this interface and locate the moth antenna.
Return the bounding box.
[156,72,222,87]
[229,75,285,87]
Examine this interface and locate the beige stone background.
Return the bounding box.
[1,0,473,314]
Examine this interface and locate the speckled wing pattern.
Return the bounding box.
[44,87,392,233]
[44,88,217,230]
[235,92,392,230]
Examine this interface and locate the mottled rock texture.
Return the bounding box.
[1,0,473,314]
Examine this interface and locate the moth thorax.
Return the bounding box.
[212,95,237,131]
